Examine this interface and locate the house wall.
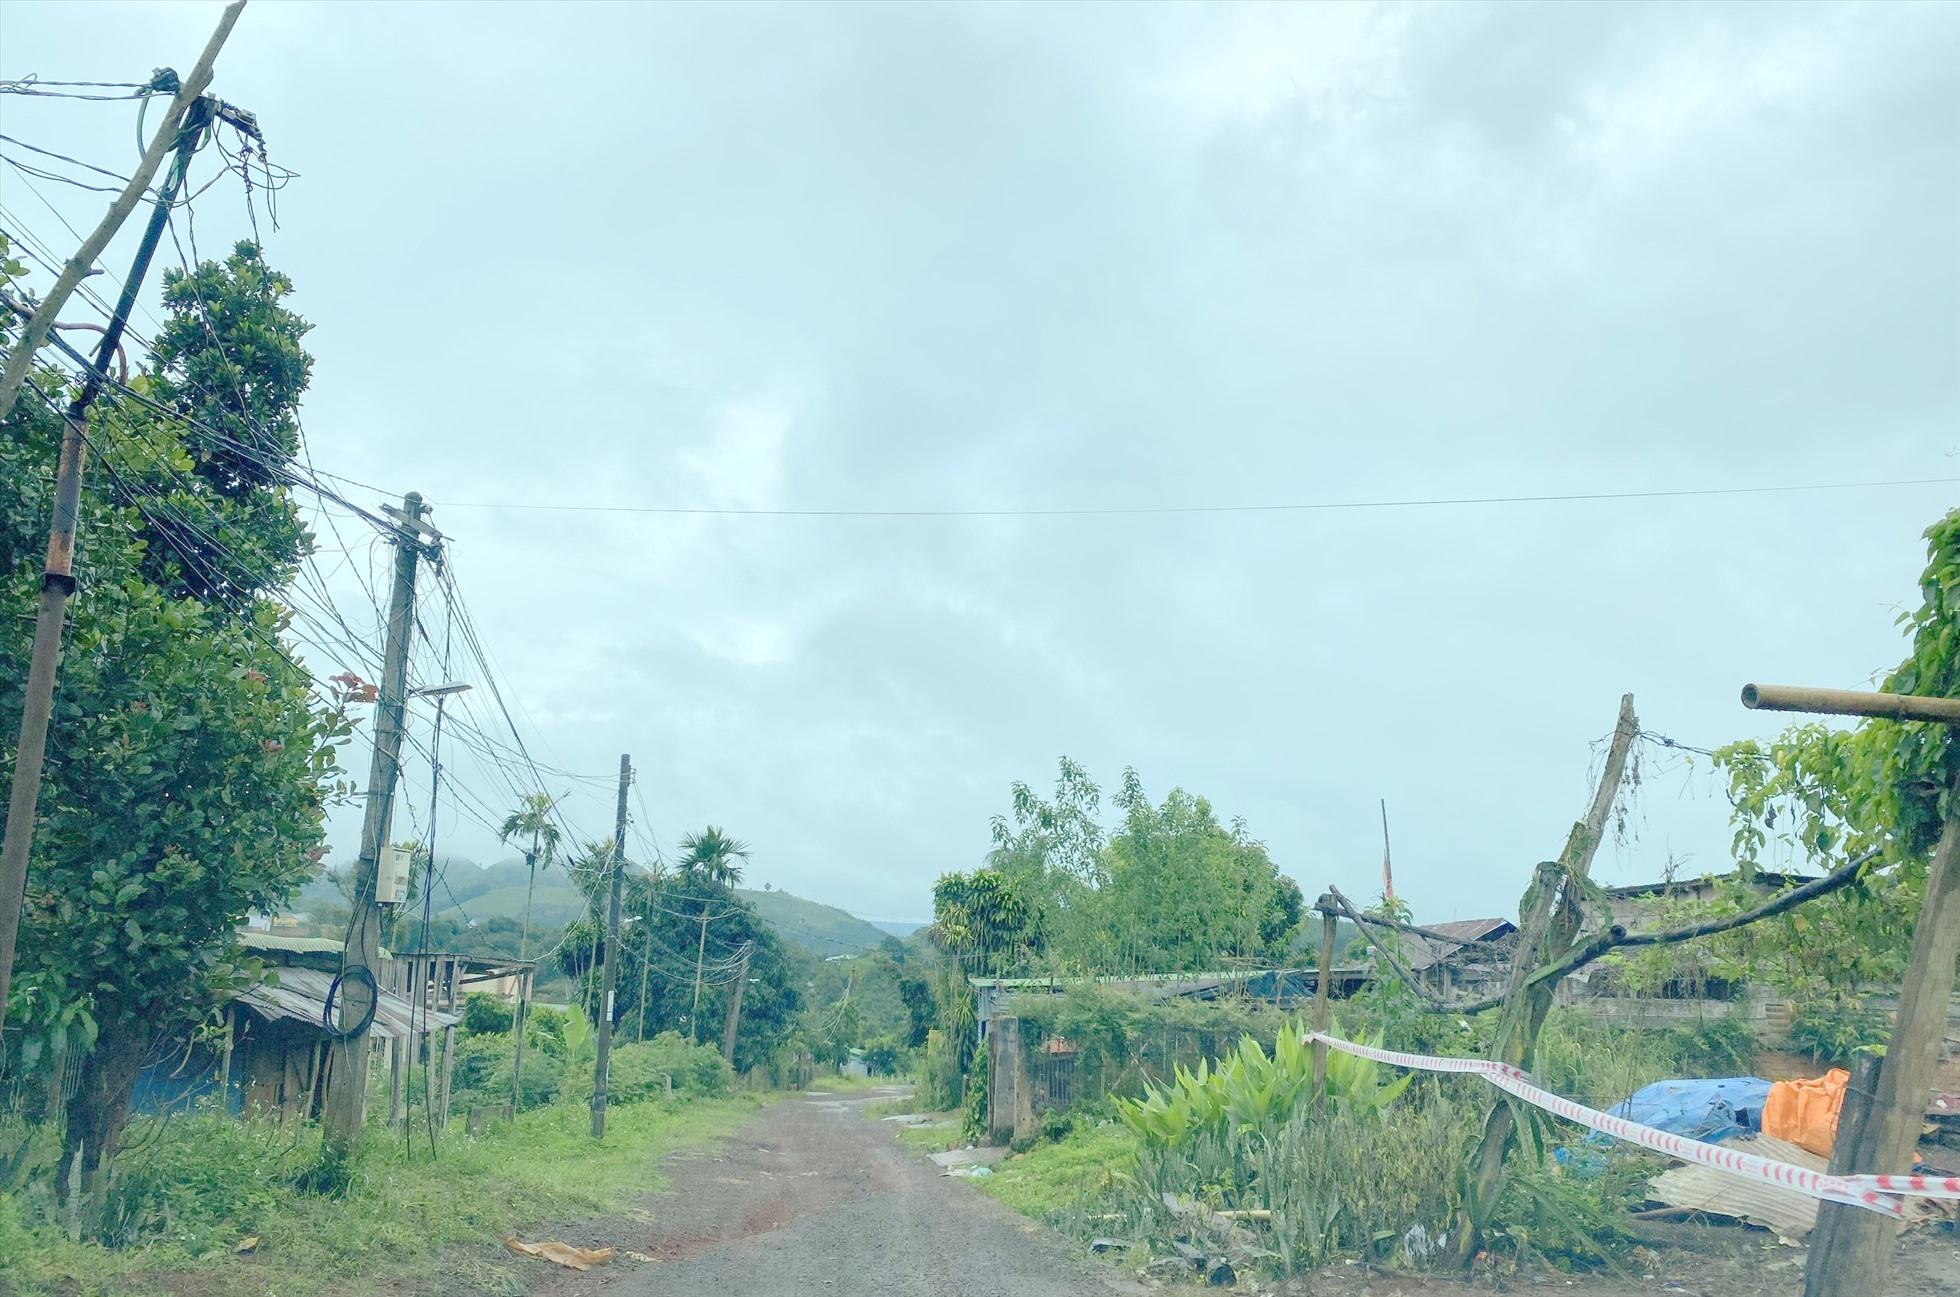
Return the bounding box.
[236,1016,328,1121]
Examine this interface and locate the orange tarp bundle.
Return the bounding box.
[1762,1068,1850,1158]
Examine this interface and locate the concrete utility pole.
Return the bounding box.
[638,912,655,1043]
[0,0,246,426]
[0,94,223,1036]
[322,494,437,1154]
[689,911,713,1042]
[590,754,631,1139]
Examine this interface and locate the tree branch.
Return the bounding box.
[1515,846,1883,994]
[1322,886,1465,1012]
[1322,847,1884,1019]
[1325,903,1516,952]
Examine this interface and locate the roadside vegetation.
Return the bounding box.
[0,1092,759,1297]
[955,989,1747,1282]
[882,509,1960,1284]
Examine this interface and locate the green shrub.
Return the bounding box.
[91,1115,326,1247]
[449,1031,516,1093]
[611,1034,731,1100]
[1675,1016,1757,1075]
[1038,1107,1076,1144]
[461,992,514,1036]
[960,1064,989,1142]
[446,1032,566,1111]
[918,1028,962,1111]
[1787,993,1889,1063]
[861,1035,902,1076]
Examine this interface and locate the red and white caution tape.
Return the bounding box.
[1306,1032,1960,1218]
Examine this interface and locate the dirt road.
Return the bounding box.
[526,1088,1142,1297]
[507,1089,1960,1297]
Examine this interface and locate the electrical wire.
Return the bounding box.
[428,476,1960,520]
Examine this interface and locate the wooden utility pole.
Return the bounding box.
[1311,901,1337,1105]
[0,0,245,425]
[590,755,631,1139]
[322,494,435,1154]
[1454,694,1638,1263]
[1802,1049,1883,1289]
[0,95,225,1036]
[721,943,753,1064]
[1749,684,1960,1297]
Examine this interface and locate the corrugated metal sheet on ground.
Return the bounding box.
[238,967,458,1040]
[1648,1132,1950,1244]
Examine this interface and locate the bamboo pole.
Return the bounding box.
[1740,684,1960,724]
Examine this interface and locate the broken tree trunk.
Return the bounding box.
[1452,693,1639,1265]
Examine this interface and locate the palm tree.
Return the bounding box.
[677,826,750,889]
[498,792,563,961]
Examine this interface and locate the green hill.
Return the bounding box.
[734,888,894,957]
[323,857,896,957]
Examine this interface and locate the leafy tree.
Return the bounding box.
[1688,509,1959,1004]
[556,851,800,1070]
[931,869,1046,979]
[1,243,344,1212]
[1093,771,1303,974]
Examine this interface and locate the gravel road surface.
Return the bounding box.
[535,1088,1142,1297]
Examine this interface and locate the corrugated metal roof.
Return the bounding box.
[241,932,347,955]
[1406,918,1515,972]
[1602,870,1816,900]
[968,968,1368,990]
[238,967,457,1040]
[1646,1132,1947,1243]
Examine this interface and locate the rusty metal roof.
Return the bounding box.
[1406,918,1516,971]
[237,967,458,1040]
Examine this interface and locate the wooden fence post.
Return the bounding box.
[1312,902,1336,1105]
[436,1024,457,1132]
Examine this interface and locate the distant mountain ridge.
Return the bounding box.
[298,857,899,957]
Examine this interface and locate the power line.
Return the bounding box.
[427,476,1960,520]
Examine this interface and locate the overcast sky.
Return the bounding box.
[3,1,1955,926]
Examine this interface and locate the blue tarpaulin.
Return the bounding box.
[1608,1076,1773,1145]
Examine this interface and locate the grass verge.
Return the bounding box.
[970,1124,1135,1219]
[799,1074,891,1094]
[0,1094,760,1297]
